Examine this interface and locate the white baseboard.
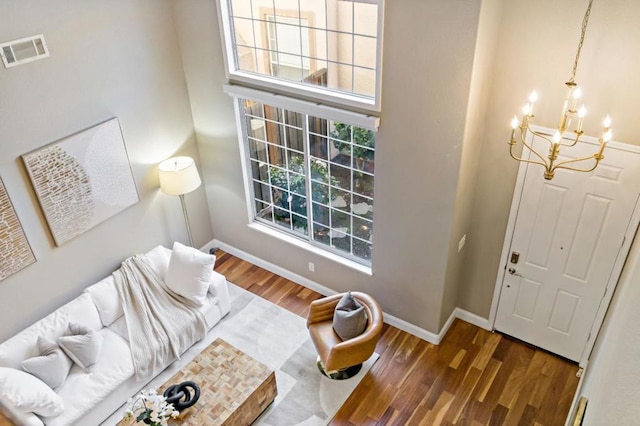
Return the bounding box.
[564,361,587,426]
[436,308,458,344]
[206,239,491,345]
[208,239,338,297]
[383,312,442,345]
[454,307,492,330]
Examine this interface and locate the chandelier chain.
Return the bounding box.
[571,0,594,82]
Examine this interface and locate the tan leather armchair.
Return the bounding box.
[307,292,383,377]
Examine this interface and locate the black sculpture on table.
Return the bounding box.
[163,381,200,410]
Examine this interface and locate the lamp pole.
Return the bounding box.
[179,193,194,247]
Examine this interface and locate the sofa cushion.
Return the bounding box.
[165,242,215,306]
[108,315,129,342]
[85,276,122,327]
[332,292,368,341]
[209,271,231,316]
[0,293,102,370]
[20,413,45,426]
[58,323,103,372]
[20,337,72,389]
[0,367,64,417]
[40,328,134,426]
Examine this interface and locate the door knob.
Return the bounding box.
[508,268,521,277]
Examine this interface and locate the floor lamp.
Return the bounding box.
[158,156,202,247]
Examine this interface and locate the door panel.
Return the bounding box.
[564,194,611,280]
[495,132,640,361]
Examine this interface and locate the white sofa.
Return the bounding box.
[0,245,230,426]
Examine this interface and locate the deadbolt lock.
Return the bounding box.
[510,251,520,264]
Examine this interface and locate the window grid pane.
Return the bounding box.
[227,0,380,102]
[241,99,375,264]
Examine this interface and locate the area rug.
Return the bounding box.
[209,283,378,425]
[104,283,378,425]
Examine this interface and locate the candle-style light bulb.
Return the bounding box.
[570,87,582,111]
[578,105,587,118]
[527,91,538,116]
[522,104,531,116]
[603,129,613,143]
[573,87,582,100]
[510,116,519,141]
[576,105,586,132]
[553,130,562,144]
[603,115,612,128]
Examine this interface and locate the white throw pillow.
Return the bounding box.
[0,367,64,417]
[144,245,172,279]
[165,242,215,306]
[58,323,103,372]
[21,337,72,389]
[85,276,122,327]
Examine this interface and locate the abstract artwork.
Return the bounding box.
[23,118,139,246]
[0,177,36,282]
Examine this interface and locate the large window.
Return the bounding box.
[220,0,382,268]
[219,0,384,110]
[227,86,377,265]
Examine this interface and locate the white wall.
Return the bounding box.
[0,0,212,342]
[576,239,640,424]
[440,0,504,327]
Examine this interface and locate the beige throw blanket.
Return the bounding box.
[113,255,207,381]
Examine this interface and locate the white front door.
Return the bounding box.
[495,130,640,362]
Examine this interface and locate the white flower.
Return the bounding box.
[122,390,178,426]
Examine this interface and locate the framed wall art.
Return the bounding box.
[0,177,36,281]
[22,118,139,246]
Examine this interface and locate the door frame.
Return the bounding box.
[488,125,640,367]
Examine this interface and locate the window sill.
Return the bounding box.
[247,222,373,276]
[228,73,380,114]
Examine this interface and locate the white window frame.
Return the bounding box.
[225,84,379,271]
[217,0,385,112]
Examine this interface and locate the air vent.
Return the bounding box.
[0,34,49,68]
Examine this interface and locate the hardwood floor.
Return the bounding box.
[214,251,580,425]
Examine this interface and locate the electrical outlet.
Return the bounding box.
[458,234,466,252]
[308,262,315,272]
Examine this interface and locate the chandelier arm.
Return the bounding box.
[559,133,582,148]
[552,155,601,172]
[509,143,549,169]
[518,131,551,165]
[527,129,555,146]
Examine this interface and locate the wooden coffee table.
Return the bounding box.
[119,338,277,425]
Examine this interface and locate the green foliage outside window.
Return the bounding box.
[331,122,375,162]
[269,157,338,229]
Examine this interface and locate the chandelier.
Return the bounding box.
[508,0,612,180]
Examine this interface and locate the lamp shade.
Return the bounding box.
[158,156,201,195]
